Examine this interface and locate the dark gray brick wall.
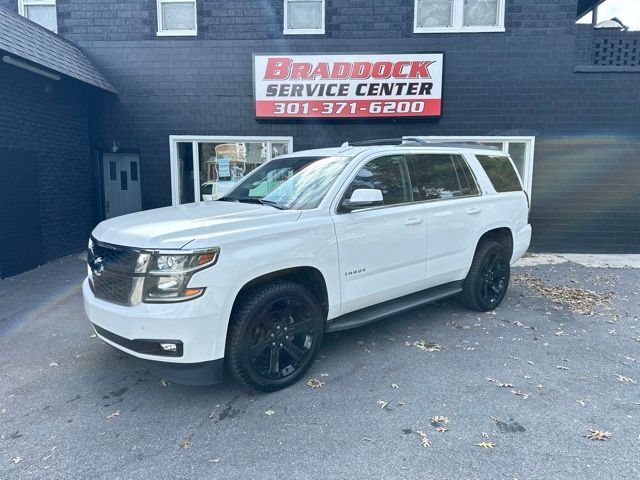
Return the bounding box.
[2,0,639,252]
[0,62,94,267]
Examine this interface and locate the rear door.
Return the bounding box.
[332,154,428,314]
[407,153,486,287]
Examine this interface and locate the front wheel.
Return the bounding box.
[459,241,510,311]
[227,280,324,391]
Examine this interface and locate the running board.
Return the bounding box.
[326,281,463,333]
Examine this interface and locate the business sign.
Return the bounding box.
[253,53,443,119]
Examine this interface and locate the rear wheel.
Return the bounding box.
[227,280,324,391]
[459,241,510,311]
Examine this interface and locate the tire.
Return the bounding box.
[459,240,510,312]
[227,280,324,392]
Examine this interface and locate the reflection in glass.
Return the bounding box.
[508,142,527,179]
[177,142,194,204]
[416,0,454,28]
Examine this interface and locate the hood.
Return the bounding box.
[92,201,301,249]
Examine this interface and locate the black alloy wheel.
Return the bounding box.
[459,240,511,311]
[227,280,324,391]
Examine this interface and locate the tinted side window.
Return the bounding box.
[343,155,412,206]
[409,154,465,200]
[451,155,480,196]
[475,155,522,192]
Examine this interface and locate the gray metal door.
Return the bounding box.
[102,153,142,219]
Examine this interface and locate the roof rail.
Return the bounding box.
[343,138,500,150]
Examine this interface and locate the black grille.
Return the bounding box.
[90,271,134,305]
[88,240,139,275]
[88,239,141,305]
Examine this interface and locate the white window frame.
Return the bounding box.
[169,135,294,206]
[413,0,505,34]
[18,0,57,33]
[283,0,325,35]
[407,136,535,197]
[156,0,197,37]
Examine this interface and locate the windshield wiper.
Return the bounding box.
[218,196,286,210]
[259,199,287,210]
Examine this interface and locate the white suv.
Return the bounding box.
[83,139,531,391]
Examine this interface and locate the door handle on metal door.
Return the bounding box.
[404,217,424,226]
[466,207,482,215]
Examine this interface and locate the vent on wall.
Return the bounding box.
[593,37,640,66]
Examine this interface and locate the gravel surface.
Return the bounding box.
[1,253,639,479]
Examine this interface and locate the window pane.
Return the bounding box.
[198,142,267,201]
[271,142,290,158]
[109,161,117,181]
[25,5,57,32]
[409,154,462,200]
[507,142,526,179]
[177,142,195,204]
[287,1,322,30]
[463,0,498,26]
[344,156,412,206]
[416,0,453,28]
[161,2,195,31]
[120,171,128,191]
[451,155,480,196]
[475,155,522,192]
[130,161,138,181]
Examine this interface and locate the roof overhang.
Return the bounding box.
[577,0,607,19]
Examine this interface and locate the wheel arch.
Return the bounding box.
[475,226,514,261]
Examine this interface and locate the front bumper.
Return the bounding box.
[83,279,227,384]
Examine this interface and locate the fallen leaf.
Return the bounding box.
[265,409,275,416]
[180,438,192,449]
[480,432,491,438]
[307,378,325,388]
[414,340,443,352]
[416,430,431,447]
[377,400,389,410]
[89,333,97,338]
[584,429,612,441]
[209,458,222,464]
[12,456,22,464]
[106,410,120,419]
[160,379,170,387]
[476,441,495,449]
[435,426,448,432]
[49,362,59,367]
[615,374,636,384]
[362,436,375,442]
[391,383,399,390]
[320,373,329,377]
[556,366,569,370]
[430,415,449,424]
[576,399,587,406]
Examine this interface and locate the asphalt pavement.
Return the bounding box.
[1,253,639,480]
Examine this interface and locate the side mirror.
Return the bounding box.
[341,188,383,212]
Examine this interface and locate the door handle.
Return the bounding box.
[404,217,424,226]
[466,207,481,215]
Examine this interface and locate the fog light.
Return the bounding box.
[160,343,177,352]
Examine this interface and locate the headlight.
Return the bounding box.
[143,248,219,303]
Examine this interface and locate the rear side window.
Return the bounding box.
[408,154,479,200]
[476,155,522,192]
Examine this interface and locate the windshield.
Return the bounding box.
[219,156,351,210]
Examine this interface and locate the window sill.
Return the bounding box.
[413,26,505,34]
[283,29,325,35]
[574,65,640,73]
[156,30,198,37]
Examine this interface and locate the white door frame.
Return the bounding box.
[407,136,536,196]
[168,135,294,206]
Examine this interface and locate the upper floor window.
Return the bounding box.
[284,0,325,35]
[157,0,197,36]
[19,0,57,33]
[414,0,505,33]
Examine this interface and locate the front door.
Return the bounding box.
[332,155,428,315]
[102,153,142,219]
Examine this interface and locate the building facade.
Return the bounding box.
[0,0,639,276]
